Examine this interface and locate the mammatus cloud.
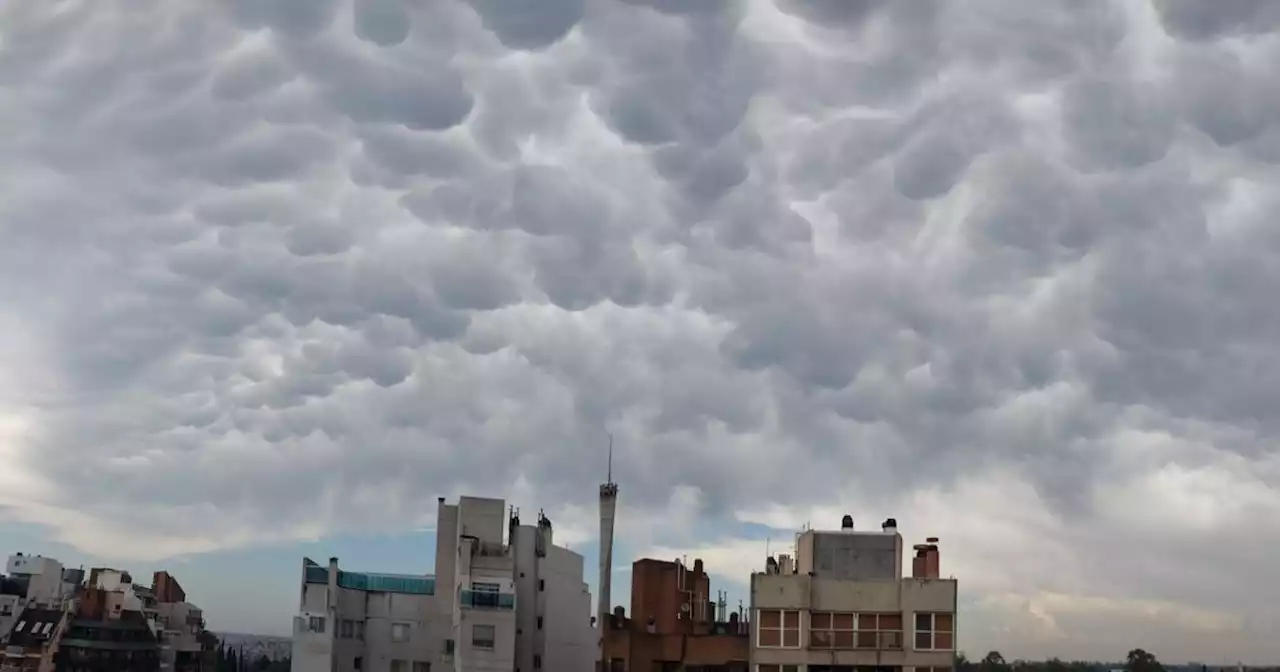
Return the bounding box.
[2,0,1280,661]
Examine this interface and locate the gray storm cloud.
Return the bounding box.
[1,0,1279,662]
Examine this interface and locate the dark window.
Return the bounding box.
[354,657,362,670]
[533,655,541,669]
[538,579,544,591]
[536,616,543,630]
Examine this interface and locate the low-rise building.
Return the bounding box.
[750,516,957,672]
[602,558,749,672]
[0,560,212,672]
[57,587,162,672]
[292,495,595,672]
[0,607,67,672]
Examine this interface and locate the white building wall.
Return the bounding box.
[6,555,66,607]
[538,546,594,672]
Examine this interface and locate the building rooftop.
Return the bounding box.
[302,558,435,595]
[4,608,63,648]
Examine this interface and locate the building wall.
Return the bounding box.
[153,573,187,605]
[630,560,713,636]
[511,525,539,672]
[750,574,957,670]
[539,546,593,672]
[7,555,66,607]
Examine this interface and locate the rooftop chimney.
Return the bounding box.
[911,538,940,579]
[882,518,898,532]
[840,515,854,530]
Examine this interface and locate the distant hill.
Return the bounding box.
[214,632,292,662]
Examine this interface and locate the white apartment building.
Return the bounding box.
[750,516,957,672]
[0,554,82,638]
[292,496,595,672]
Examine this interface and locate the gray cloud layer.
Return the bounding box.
[2,0,1279,662]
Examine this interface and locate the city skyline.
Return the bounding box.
[2,0,1279,666]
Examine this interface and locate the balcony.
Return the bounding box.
[458,591,514,610]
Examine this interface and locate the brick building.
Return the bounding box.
[602,558,749,672]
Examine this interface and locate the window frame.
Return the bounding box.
[808,611,855,649]
[913,612,954,651]
[755,609,801,649]
[391,622,411,643]
[307,616,325,633]
[471,623,496,650]
[855,612,904,650]
[756,665,801,672]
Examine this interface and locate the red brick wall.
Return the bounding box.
[152,571,186,604]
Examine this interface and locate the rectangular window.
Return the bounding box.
[391,622,411,643]
[755,609,800,648]
[340,620,354,639]
[390,660,405,672]
[855,612,903,649]
[471,582,500,593]
[472,624,496,649]
[14,621,24,633]
[533,654,541,669]
[353,658,362,670]
[355,621,365,641]
[538,579,545,591]
[536,616,543,630]
[412,663,430,672]
[809,612,855,649]
[914,612,954,650]
[757,665,800,672]
[445,639,455,655]
[307,616,325,633]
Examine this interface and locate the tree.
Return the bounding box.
[980,651,1010,672]
[1125,649,1164,672]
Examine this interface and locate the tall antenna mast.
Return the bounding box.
[607,432,614,484]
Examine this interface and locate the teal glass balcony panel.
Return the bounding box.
[304,567,329,584]
[337,571,435,595]
[459,590,515,609]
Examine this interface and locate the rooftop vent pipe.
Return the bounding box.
[840,515,854,530]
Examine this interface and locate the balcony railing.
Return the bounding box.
[459,591,514,610]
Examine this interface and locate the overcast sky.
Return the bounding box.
[2,0,1280,663]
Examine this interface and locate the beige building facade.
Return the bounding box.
[749,517,956,672]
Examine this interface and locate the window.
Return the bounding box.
[353,658,362,671]
[472,624,496,649]
[538,579,545,591]
[355,621,365,641]
[914,612,954,650]
[14,621,24,632]
[390,660,405,672]
[756,609,800,648]
[340,620,354,639]
[308,616,325,633]
[391,622,411,643]
[0,603,10,616]
[809,612,854,649]
[757,665,800,672]
[413,663,430,672]
[855,612,903,649]
[445,639,455,655]
[536,616,543,630]
[471,582,499,592]
[41,622,54,636]
[533,655,541,669]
